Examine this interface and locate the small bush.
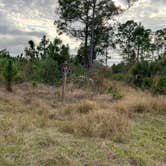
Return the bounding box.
[14,72,25,84]
[131,61,151,78]
[111,73,133,84]
[112,63,127,74]
[111,73,126,81]
[142,77,153,89]
[39,58,61,85]
[32,81,37,88]
[107,85,123,100]
[153,76,166,94]
[70,62,86,77]
[3,59,17,92]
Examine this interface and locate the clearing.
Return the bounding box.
[0,81,166,166]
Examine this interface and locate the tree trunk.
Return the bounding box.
[105,47,108,66]
[137,45,140,62]
[84,2,90,67]
[84,21,89,66]
[158,48,160,58]
[89,0,96,68]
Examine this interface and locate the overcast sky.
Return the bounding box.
[0,0,166,57]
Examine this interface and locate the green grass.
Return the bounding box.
[114,113,166,166]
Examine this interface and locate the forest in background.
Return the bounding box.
[0,21,165,94]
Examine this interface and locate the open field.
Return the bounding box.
[0,81,166,166]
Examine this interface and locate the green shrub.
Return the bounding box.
[3,59,17,92]
[153,76,166,94]
[107,85,123,100]
[32,81,37,88]
[142,77,153,89]
[39,58,61,85]
[112,62,127,74]
[111,73,133,84]
[111,73,125,81]
[130,61,152,87]
[70,62,86,77]
[14,72,25,84]
[131,61,151,78]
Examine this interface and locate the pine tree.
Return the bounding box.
[3,59,17,92]
[37,35,49,59]
[55,0,138,67]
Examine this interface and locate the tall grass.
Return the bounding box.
[63,110,129,142]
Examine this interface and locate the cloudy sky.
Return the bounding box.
[0,0,166,57]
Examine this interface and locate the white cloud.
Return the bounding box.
[0,0,79,55]
[119,0,166,30]
[0,0,165,56]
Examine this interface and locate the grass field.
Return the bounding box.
[0,81,165,166]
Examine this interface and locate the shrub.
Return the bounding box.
[153,76,166,94]
[111,73,126,81]
[70,62,86,77]
[110,73,133,85]
[39,58,61,85]
[112,62,127,74]
[14,72,25,84]
[131,61,151,77]
[32,81,37,88]
[131,61,152,87]
[3,59,17,92]
[142,77,153,89]
[107,85,123,100]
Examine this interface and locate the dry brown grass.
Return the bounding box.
[111,83,166,115]
[0,81,165,143]
[65,100,98,114]
[60,81,165,142]
[67,89,93,100]
[62,109,129,142]
[0,80,166,165]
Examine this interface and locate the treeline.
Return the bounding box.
[0,18,165,94]
[111,21,166,94]
[117,21,165,63]
[1,0,165,94]
[0,36,85,91]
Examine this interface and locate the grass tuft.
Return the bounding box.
[62,110,130,142]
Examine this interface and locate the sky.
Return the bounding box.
[0,0,166,61]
